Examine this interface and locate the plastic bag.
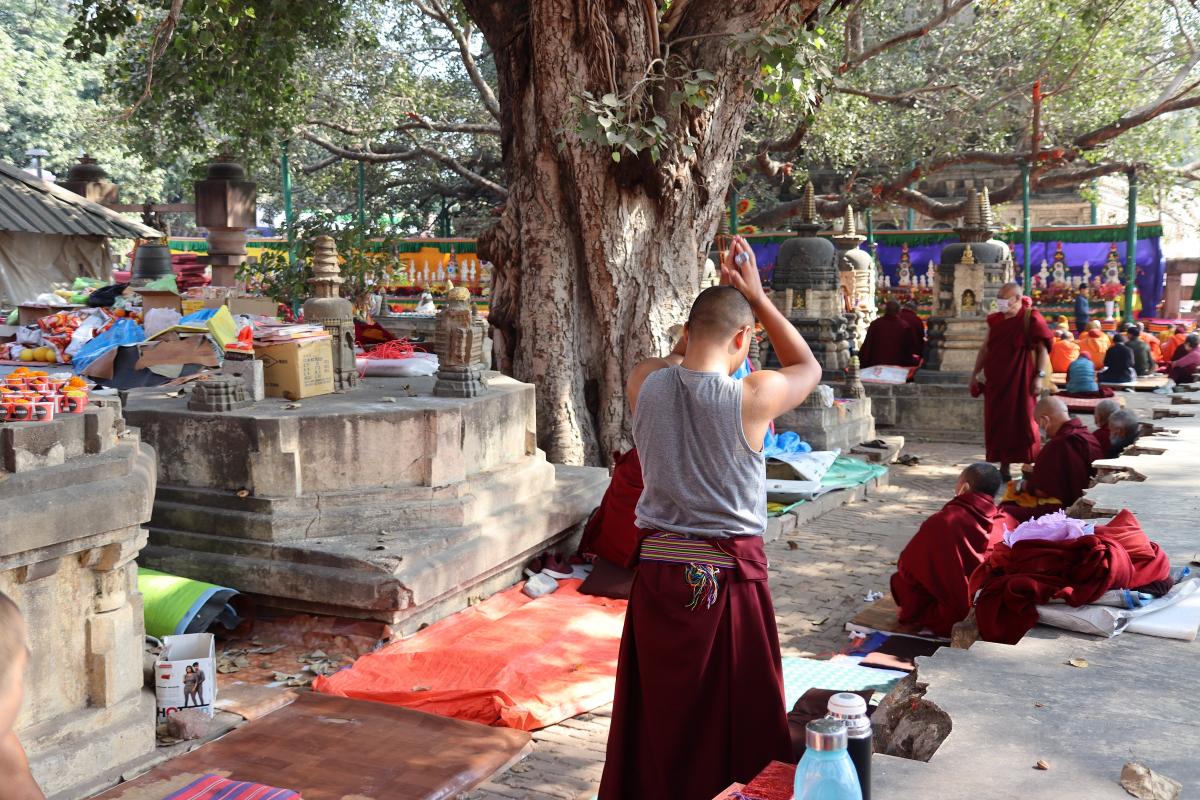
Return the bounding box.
[72,318,145,373]
[355,352,439,377]
[144,307,182,339]
[64,309,112,358]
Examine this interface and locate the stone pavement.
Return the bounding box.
[466,442,984,800]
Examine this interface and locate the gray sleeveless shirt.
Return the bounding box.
[632,366,767,538]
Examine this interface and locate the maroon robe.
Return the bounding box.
[1002,418,1101,523]
[1093,424,1112,458]
[899,307,926,360]
[890,491,1005,637]
[982,306,1054,463]
[1168,347,1200,384]
[578,448,643,568]
[859,313,920,368]
[599,535,792,800]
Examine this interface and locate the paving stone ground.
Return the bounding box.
[466,442,985,800]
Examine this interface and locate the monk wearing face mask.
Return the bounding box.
[969,282,1054,482]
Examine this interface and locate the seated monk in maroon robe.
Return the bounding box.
[1091,397,1120,457]
[1002,396,1102,522]
[859,300,920,368]
[600,239,822,800]
[890,463,1007,637]
[970,283,1053,481]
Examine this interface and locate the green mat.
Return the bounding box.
[138,568,237,639]
[767,456,888,517]
[781,655,904,708]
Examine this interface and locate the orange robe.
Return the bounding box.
[1162,333,1188,363]
[1050,339,1080,373]
[1141,332,1163,364]
[1078,330,1111,368]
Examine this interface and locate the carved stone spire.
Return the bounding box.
[841,205,856,237]
[962,188,981,227]
[978,186,994,229]
[309,235,343,299]
[800,181,818,224]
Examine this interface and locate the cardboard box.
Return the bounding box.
[155,633,216,720]
[254,336,334,399]
[138,289,183,314]
[17,304,84,326]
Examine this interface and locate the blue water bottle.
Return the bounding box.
[793,718,863,800]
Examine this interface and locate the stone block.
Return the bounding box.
[221,358,266,401]
[84,403,118,453]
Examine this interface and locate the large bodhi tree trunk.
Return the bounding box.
[463,1,806,465]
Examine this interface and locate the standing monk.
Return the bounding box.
[970,283,1053,482]
[599,237,821,800]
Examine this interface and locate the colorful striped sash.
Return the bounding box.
[640,533,736,610]
[163,775,301,800]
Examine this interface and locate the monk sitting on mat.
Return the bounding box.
[1001,396,1102,522]
[859,300,921,369]
[890,463,1007,637]
[0,592,44,800]
[599,236,821,800]
[1049,329,1080,374]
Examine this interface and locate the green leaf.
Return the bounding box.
[651,115,666,130]
[601,92,621,107]
[611,151,621,163]
[245,6,256,18]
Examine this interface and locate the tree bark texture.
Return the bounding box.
[463,0,805,465]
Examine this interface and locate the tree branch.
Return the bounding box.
[122,0,183,120]
[840,0,974,73]
[305,117,501,137]
[402,135,510,198]
[829,81,960,108]
[413,0,502,120]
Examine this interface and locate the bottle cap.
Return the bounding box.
[805,718,847,752]
[827,692,869,718]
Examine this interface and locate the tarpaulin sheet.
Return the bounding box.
[138,568,238,639]
[314,579,626,731]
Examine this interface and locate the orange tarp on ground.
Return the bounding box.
[314,579,627,731]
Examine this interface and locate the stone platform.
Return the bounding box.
[863,371,983,442]
[1,402,157,800]
[775,395,875,452]
[124,374,608,633]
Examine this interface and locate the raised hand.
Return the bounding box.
[720,236,766,306]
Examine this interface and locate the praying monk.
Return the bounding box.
[1003,396,1102,521]
[1092,397,1121,457]
[890,463,1007,637]
[599,236,821,800]
[1162,324,1190,362]
[859,300,920,368]
[969,283,1053,482]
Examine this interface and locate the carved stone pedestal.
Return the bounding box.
[1,401,156,800]
[434,364,487,398]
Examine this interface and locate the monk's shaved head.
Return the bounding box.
[1094,398,1120,426]
[999,282,1022,298]
[686,286,753,341]
[1035,395,1068,418]
[884,300,901,315]
[959,462,1003,498]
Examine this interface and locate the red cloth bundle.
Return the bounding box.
[970,510,1170,644]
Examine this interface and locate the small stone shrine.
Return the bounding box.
[434,286,488,398]
[832,205,876,348]
[769,182,852,376]
[188,374,252,412]
[765,184,875,451]
[302,236,359,390]
[925,188,1014,372]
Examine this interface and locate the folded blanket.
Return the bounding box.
[163,774,300,800]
